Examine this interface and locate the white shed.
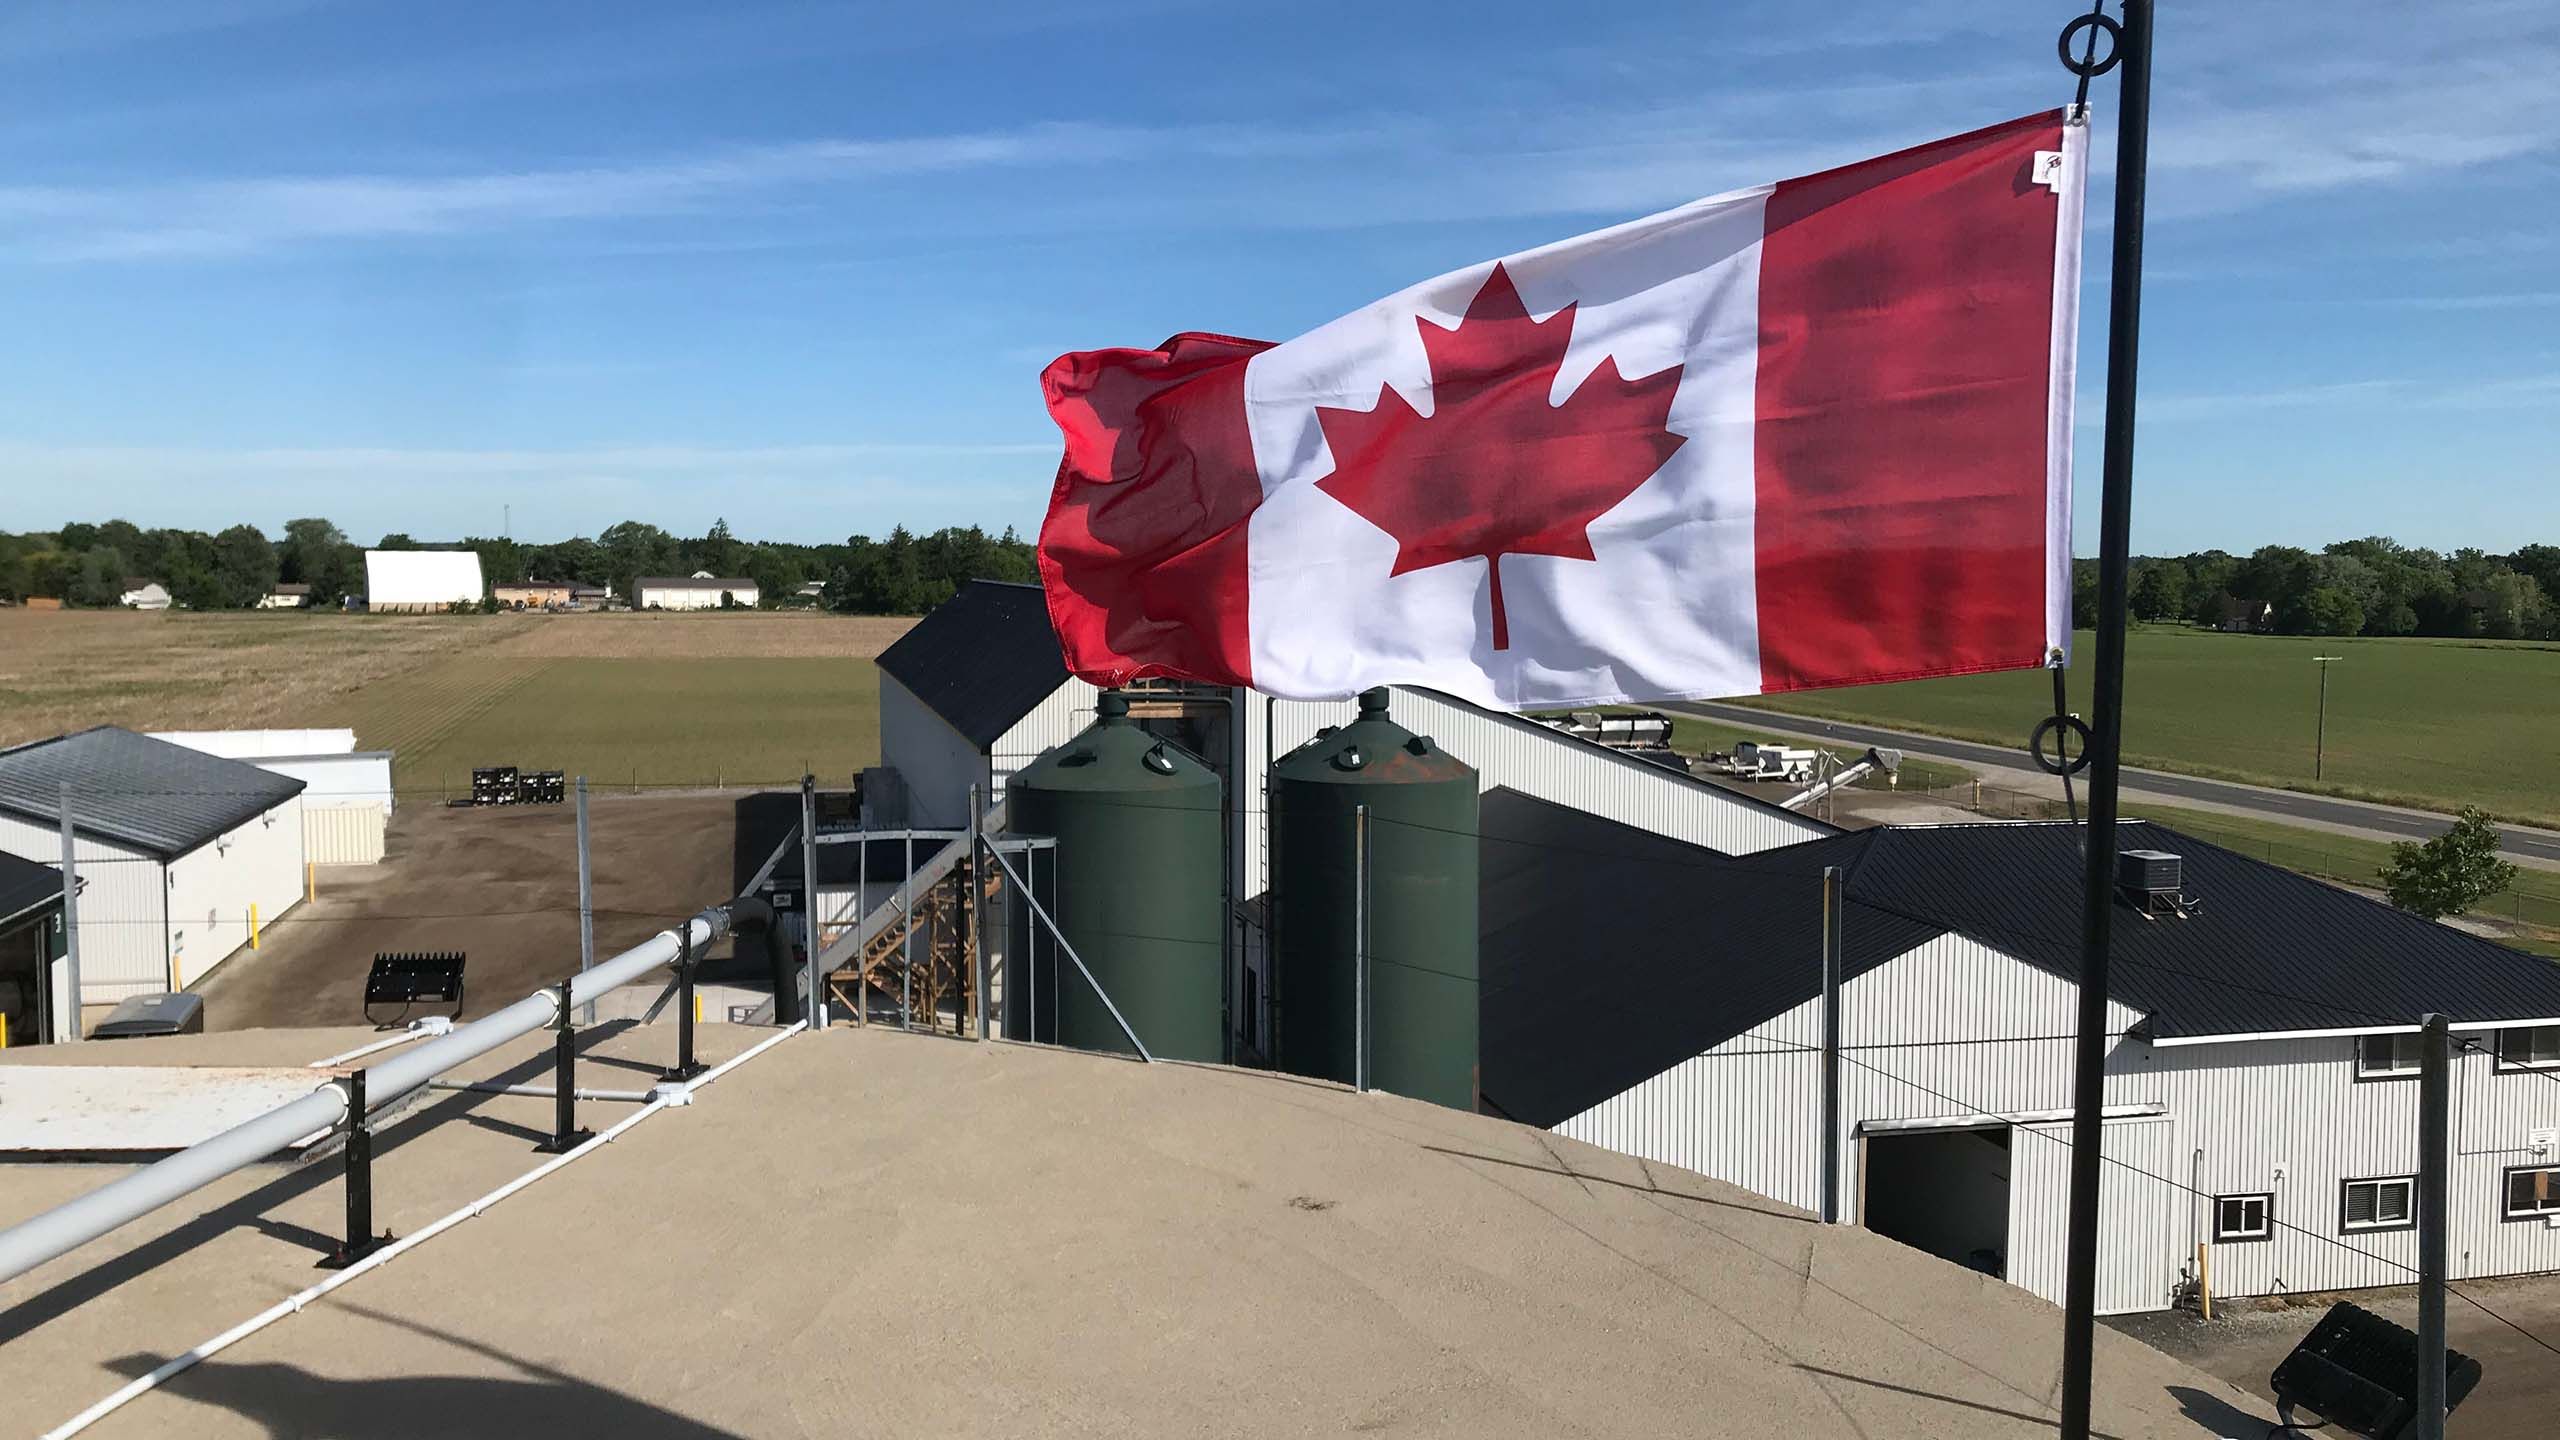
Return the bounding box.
[0,728,307,1001]
[634,574,759,611]
[364,550,484,612]
[150,729,394,866]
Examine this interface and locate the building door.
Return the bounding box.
[2006,1116,2181,1315]
[1860,1125,2012,1278]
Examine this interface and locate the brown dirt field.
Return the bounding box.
[0,609,915,748]
[188,791,753,1030]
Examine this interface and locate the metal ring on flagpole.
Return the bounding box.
[2031,714,2094,777]
[2059,11,2122,80]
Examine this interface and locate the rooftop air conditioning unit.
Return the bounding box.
[2118,849,2185,915]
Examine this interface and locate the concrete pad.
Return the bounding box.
[0,1067,336,1156]
[3,1026,2268,1438]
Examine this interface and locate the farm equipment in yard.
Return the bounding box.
[466,767,566,806]
[1706,741,1823,784]
[2267,1300,2479,1438]
[1780,747,1902,812]
[365,951,466,1027]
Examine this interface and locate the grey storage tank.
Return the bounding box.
[1005,692,1225,1061]
[1270,688,1479,1109]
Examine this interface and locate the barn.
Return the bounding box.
[0,728,307,1002]
[634,573,759,610]
[1480,804,2560,1313]
[363,550,484,612]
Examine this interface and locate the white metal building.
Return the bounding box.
[634,573,760,610]
[363,550,485,613]
[1480,803,2560,1314]
[0,728,307,1001]
[151,729,394,866]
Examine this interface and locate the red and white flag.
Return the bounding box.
[1039,111,2087,708]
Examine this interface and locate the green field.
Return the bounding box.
[331,657,883,798]
[1741,628,2560,826]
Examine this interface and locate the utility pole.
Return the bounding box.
[2415,1013,2449,1440]
[2312,655,2343,781]
[2059,4,2152,1438]
[57,785,82,1044]
[1820,865,1843,1225]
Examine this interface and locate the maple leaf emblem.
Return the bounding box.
[1315,263,1685,650]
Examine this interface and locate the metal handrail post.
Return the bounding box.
[535,979,592,1154]
[319,1068,389,1269]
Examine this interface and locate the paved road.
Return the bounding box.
[1666,700,2560,865]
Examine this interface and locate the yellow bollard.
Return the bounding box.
[250,903,260,951]
[306,861,316,904]
[1,1011,10,1049]
[2196,1241,2213,1321]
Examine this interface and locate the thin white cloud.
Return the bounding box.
[0,121,1391,261]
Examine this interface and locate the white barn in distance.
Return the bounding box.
[635,573,760,610]
[363,550,484,612]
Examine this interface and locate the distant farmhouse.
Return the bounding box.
[363,550,484,612]
[256,582,310,610]
[493,579,575,610]
[635,572,758,610]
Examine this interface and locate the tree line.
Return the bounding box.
[2073,537,2560,640]
[0,518,1037,615]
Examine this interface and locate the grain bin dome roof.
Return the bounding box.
[0,727,306,861]
[876,580,1069,750]
[363,549,484,606]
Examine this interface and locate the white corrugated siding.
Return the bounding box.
[1553,932,2560,1311]
[162,800,304,990]
[992,677,1100,801]
[2007,1115,2183,1314]
[0,809,163,1002]
[878,673,992,829]
[302,804,386,865]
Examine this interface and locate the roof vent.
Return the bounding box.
[2117,849,2192,920]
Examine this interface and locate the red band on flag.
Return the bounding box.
[1038,333,1272,688]
[1752,110,2067,694]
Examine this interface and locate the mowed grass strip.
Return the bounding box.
[377,657,883,797]
[1737,628,2560,827]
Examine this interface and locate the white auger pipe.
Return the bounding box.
[0,908,731,1289]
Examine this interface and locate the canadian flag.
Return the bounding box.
[1040,111,2087,708]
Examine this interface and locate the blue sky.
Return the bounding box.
[1,0,2552,554]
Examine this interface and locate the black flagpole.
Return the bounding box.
[2057,2,2150,1437]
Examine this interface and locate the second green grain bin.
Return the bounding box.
[1270,688,1479,1109]
[1005,692,1224,1062]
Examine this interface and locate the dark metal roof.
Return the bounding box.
[0,727,307,861]
[875,581,1069,750]
[0,850,63,929]
[1478,802,2560,1128]
[1478,789,1934,1128]
[1786,819,2560,1043]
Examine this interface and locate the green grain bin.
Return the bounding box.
[1270,688,1479,1109]
[1006,692,1224,1061]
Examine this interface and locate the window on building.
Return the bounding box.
[2494,1026,2560,1070]
[2212,1193,2273,1243]
[2342,1177,2416,1232]
[2356,1033,2422,1079]
[2507,1167,2560,1220]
